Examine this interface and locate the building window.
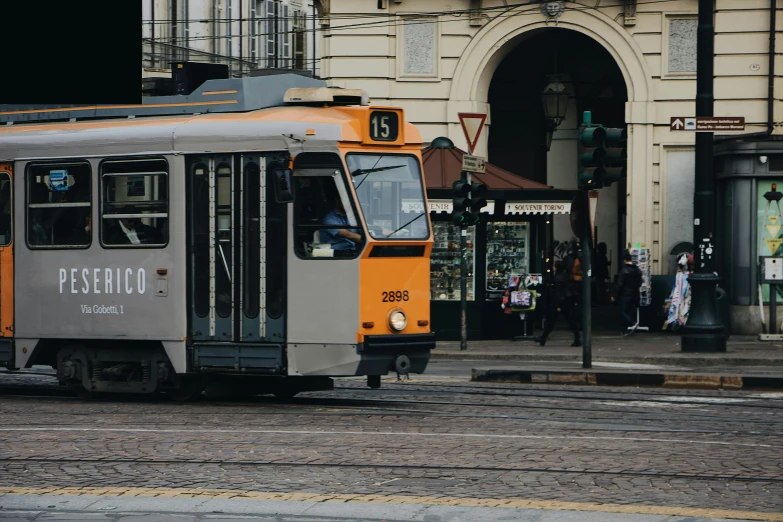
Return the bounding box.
[292,9,307,70]
[263,0,291,68]
[431,222,474,301]
[26,162,92,249]
[667,18,697,74]
[399,16,439,79]
[0,174,10,246]
[100,158,168,248]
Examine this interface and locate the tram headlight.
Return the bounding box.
[389,310,407,332]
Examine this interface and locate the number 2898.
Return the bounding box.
[382,290,409,302]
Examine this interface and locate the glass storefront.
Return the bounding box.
[431,221,474,301]
[485,222,530,294]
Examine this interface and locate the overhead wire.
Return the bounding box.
[142,0,686,44]
[141,0,686,72]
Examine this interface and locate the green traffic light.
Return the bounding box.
[452,212,468,226]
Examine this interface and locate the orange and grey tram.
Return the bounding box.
[0,74,434,399]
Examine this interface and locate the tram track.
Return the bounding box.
[0,391,779,434]
[4,371,781,410]
[0,456,778,484]
[340,382,783,408]
[2,398,779,432]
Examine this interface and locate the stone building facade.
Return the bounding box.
[319,0,781,282]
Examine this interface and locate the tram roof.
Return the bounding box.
[0,76,422,160]
[0,74,331,123]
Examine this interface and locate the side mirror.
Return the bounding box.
[272,167,294,203]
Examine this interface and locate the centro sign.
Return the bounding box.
[59,267,147,295]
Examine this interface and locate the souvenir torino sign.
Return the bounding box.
[504,202,572,215]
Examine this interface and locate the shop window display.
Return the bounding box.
[485,222,530,297]
[431,221,474,300]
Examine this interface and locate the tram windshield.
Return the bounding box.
[345,153,429,240]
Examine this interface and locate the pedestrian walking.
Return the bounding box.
[539,261,581,347]
[612,251,643,335]
[594,242,610,304]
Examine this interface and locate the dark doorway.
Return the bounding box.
[487,28,628,260]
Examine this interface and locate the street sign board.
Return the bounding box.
[462,154,486,173]
[458,112,487,154]
[670,117,745,132]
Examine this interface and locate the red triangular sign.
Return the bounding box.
[458,112,487,154]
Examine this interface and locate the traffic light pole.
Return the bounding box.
[681,0,725,352]
[581,189,592,368]
[460,172,471,351]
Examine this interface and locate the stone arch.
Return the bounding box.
[448,6,653,116]
[446,5,655,251]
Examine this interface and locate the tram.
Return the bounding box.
[0,74,434,400]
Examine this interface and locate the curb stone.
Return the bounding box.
[471,368,783,390]
[432,352,783,367]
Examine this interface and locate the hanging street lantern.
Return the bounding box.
[541,74,570,151]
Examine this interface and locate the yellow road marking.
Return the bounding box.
[0,486,779,520]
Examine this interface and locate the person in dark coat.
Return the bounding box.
[594,242,610,304]
[612,251,643,335]
[539,261,581,347]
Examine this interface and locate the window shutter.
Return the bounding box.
[265,0,276,67]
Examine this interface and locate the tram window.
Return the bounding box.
[243,162,261,319]
[0,175,10,246]
[293,170,363,259]
[26,162,92,248]
[100,159,168,248]
[191,162,210,319]
[345,154,429,241]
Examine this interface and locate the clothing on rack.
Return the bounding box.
[665,256,691,330]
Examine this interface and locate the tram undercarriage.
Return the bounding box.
[33,338,429,400]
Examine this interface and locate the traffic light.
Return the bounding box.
[602,127,627,187]
[577,114,606,189]
[452,178,471,227]
[469,183,487,225]
[577,111,627,189]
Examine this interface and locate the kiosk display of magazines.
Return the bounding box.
[502,274,543,339]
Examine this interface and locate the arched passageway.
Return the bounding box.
[487,28,628,265]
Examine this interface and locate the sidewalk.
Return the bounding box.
[432,332,783,389]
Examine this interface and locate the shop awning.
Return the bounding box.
[422,145,552,190]
[421,144,574,215]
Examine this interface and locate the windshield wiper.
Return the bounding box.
[352,164,406,192]
[386,212,426,238]
[351,165,406,176]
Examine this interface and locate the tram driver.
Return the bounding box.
[320,196,363,253]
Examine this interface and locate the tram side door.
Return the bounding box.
[0,164,13,357]
[187,155,287,344]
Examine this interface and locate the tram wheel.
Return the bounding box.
[167,377,203,402]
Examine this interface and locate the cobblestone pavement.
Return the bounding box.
[0,372,781,520]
